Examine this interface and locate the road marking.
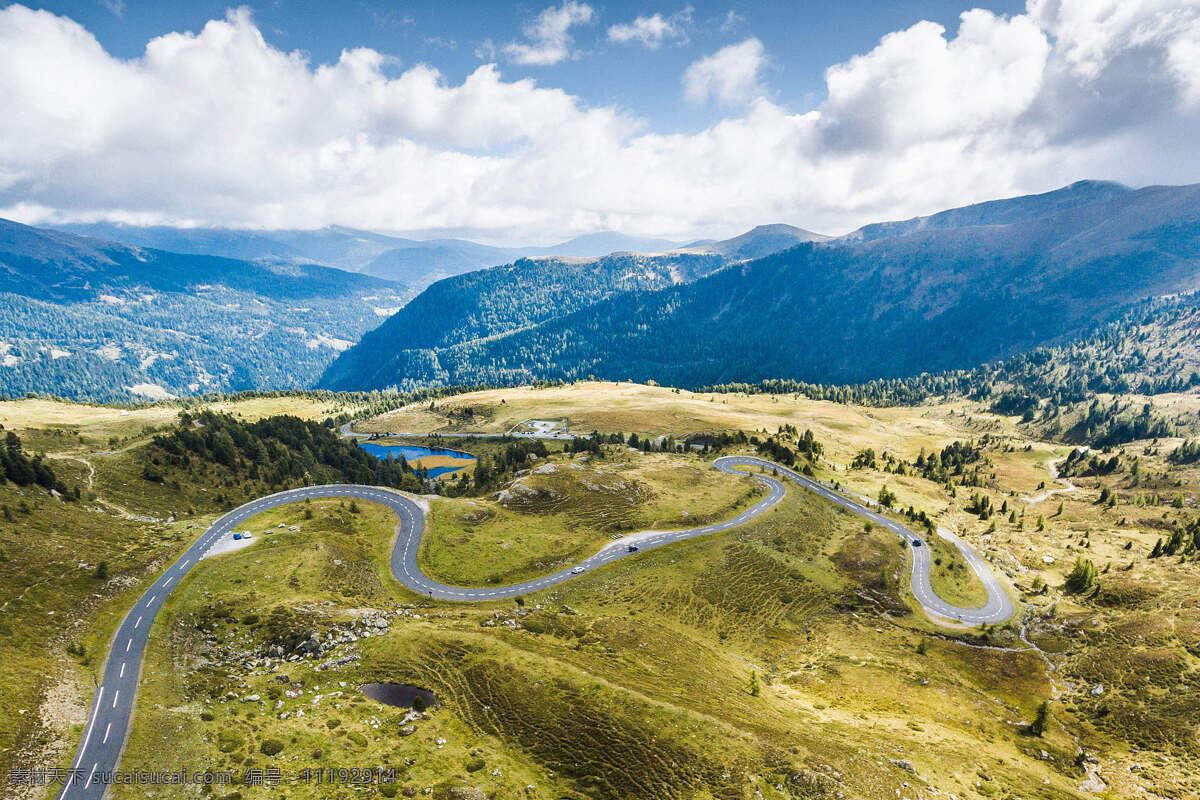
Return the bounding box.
[119,662,125,678]
[112,690,119,707]
[70,687,103,769]
[87,762,98,786]
[125,637,132,652]
[134,615,142,629]
[102,722,111,744]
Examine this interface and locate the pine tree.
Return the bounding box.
[1030,700,1050,736]
[748,669,761,697]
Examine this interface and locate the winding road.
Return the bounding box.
[57,455,1012,799]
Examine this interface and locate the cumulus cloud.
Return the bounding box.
[503,1,593,66]
[0,1,1198,241]
[682,38,767,105]
[608,6,692,48]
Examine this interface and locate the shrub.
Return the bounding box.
[259,739,284,756]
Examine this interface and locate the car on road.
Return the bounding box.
[911,539,923,547]
[571,566,586,574]
[626,544,639,552]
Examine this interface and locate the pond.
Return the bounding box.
[359,682,439,710]
[356,441,477,477]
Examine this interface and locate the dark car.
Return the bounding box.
[911,539,923,547]
[626,544,639,552]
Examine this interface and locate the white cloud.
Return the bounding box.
[682,38,767,106]
[0,1,1198,242]
[820,11,1050,148]
[608,6,692,49]
[503,1,593,66]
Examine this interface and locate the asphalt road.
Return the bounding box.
[58,455,1011,798]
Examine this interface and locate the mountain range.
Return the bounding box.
[321,180,1200,391]
[51,222,690,291]
[7,180,1198,402]
[0,219,407,401]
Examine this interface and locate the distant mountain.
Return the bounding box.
[681,223,829,260]
[51,224,686,291]
[53,222,514,291]
[0,219,407,402]
[321,181,1200,392]
[525,231,683,258]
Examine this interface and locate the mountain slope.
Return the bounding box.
[323,181,1200,391]
[320,252,725,390]
[681,223,828,260]
[0,219,407,401]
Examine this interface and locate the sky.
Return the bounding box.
[1,0,1198,243]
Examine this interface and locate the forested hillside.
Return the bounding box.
[0,219,408,402]
[323,181,1200,392]
[321,252,725,390]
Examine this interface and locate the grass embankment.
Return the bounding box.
[925,531,989,609]
[419,450,761,587]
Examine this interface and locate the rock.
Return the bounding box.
[242,694,260,703]
[889,760,916,774]
[1091,684,1104,696]
[399,725,416,736]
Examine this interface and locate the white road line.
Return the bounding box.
[70,687,103,769]
[125,637,132,652]
[119,662,125,678]
[87,762,98,786]
[102,722,111,744]
[134,615,142,629]
[112,690,119,708]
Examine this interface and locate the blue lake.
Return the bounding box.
[357,441,477,477]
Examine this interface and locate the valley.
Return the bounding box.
[2,381,1198,799]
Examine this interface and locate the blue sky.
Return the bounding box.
[20,1,1024,132]
[1,1,1197,242]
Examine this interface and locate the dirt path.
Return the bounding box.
[46,453,162,522]
[1020,456,1079,504]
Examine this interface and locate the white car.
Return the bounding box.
[571,566,586,575]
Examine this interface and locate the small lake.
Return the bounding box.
[360,682,439,709]
[356,441,477,477]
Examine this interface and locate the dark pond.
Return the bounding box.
[359,682,438,709]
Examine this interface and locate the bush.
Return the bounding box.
[259,739,284,756]
[411,696,428,713]
[93,561,109,580]
[465,758,485,773]
[200,711,215,721]
[326,718,341,729]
